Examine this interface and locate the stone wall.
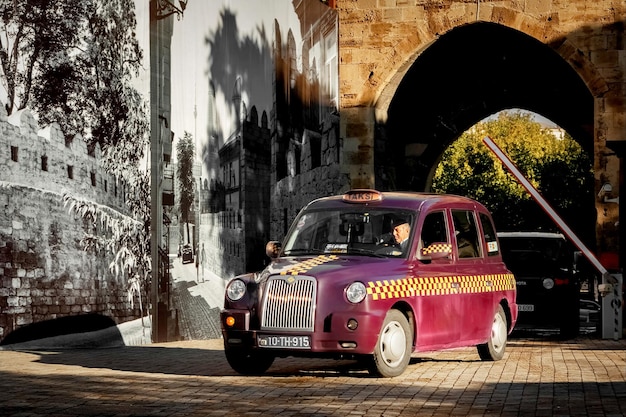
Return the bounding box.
[270,111,350,241]
[0,105,142,342]
[241,113,272,272]
[336,0,625,262]
[200,110,273,279]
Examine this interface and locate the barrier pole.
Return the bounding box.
[482,136,622,340]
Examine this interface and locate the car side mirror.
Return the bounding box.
[266,241,282,259]
[420,242,452,260]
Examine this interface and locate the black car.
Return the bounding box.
[497,232,581,338]
[181,244,194,264]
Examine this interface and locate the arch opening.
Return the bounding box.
[378,22,594,192]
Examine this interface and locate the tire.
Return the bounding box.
[224,347,275,375]
[368,310,412,378]
[477,305,508,361]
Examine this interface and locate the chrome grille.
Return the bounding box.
[261,276,317,331]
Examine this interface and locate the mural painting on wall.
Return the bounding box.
[0,0,338,345]
[0,1,151,346]
[167,0,339,341]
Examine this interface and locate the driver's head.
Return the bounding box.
[391,218,410,244]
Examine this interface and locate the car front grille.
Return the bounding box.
[261,275,317,331]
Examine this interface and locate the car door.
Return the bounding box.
[411,209,461,349]
[451,208,494,343]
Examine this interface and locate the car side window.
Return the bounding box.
[418,211,450,257]
[452,210,481,258]
[479,213,499,256]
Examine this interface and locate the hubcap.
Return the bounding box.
[491,313,507,352]
[380,320,407,367]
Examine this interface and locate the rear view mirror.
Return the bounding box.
[420,242,452,260]
[266,241,282,259]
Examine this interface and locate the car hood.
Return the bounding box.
[262,254,406,282]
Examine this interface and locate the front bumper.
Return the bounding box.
[221,309,383,356]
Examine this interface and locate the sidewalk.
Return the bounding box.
[169,256,228,340]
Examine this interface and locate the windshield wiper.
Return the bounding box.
[346,247,387,258]
[282,248,325,256]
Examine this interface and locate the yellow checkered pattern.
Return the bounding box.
[366,274,515,301]
[422,243,452,255]
[280,255,340,275]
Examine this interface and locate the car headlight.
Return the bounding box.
[226,279,246,301]
[346,282,367,304]
[542,278,555,290]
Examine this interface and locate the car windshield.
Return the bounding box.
[282,208,415,258]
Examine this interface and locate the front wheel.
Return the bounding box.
[477,305,508,361]
[224,347,275,375]
[368,309,412,377]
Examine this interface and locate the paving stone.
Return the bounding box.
[0,335,625,416]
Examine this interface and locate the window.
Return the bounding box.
[41,155,48,171]
[90,172,96,186]
[419,211,449,250]
[480,213,499,256]
[10,146,18,162]
[452,210,481,258]
[67,165,74,179]
[324,30,338,109]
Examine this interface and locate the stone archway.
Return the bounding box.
[376,22,595,192]
[366,20,620,257]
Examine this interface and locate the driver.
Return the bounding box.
[391,218,411,253]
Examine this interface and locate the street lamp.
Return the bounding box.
[154,0,188,20]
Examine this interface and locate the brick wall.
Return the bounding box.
[0,105,142,342]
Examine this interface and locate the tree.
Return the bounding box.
[0,0,156,315]
[177,131,195,245]
[432,112,594,235]
[1,0,145,155]
[0,0,90,115]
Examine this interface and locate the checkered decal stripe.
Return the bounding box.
[279,255,340,275]
[366,274,516,301]
[421,243,452,254]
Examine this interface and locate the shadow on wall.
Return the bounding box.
[0,313,120,346]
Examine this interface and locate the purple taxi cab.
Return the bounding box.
[221,190,518,377]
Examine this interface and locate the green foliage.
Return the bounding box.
[432,112,593,232]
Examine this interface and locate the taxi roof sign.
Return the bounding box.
[342,189,383,203]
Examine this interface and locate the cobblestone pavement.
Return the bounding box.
[1,335,624,417]
[169,255,226,341]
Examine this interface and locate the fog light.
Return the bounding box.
[225,316,236,327]
[340,342,357,348]
[347,318,358,330]
[542,278,555,290]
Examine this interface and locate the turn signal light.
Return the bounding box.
[225,316,236,327]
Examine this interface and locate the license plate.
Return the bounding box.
[518,304,535,312]
[258,335,311,349]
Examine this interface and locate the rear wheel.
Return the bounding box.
[368,310,412,377]
[477,305,508,361]
[224,347,275,375]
